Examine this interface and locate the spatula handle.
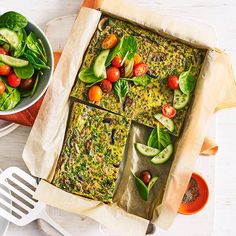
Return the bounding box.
[40,211,72,236]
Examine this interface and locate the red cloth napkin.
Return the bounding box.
[0,52,61,126]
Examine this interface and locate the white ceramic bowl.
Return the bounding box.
[0,18,54,115]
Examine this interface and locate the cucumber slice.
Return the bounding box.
[135,143,160,157]
[93,49,110,77]
[0,28,20,48]
[154,113,175,132]
[0,54,28,67]
[151,144,173,164]
[173,89,190,110]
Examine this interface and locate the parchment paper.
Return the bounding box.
[23,0,236,234]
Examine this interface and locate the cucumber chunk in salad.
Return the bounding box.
[135,143,160,157]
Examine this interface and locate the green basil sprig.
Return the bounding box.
[132,172,158,201]
[148,124,172,150]
[26,32,47,63]
[118,35,138,61]
[179,65,196,95]
[0,11,28,31]
[123,74,151,86]
[113,79,129,102]
[78,68,104,87]
[0,78,21,111]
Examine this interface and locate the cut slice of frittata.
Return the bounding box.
[52,102,131,203]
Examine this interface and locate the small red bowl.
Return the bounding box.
[178,172,209,215]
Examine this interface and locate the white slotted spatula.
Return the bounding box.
[0,167,72,236]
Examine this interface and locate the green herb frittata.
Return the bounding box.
[52,102,130,203]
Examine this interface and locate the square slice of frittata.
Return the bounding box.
[52,102,131,203]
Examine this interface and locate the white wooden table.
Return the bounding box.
[0,0,236,235]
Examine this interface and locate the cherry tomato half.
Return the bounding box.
[102,34,118,49]
[0,47,8,55]
[106,67,120,83]
[134,53,142,65]
[0,64,11,76]
[0,81,6,95]
[7,72,21,88]
[133,62,148,77]
[100,79,112,93]
[140,170,152,185]
[162,104,176,119]
[20,78,35,91]
[111,55,122,68]
[88,85,103,102]
[167,75,179,90]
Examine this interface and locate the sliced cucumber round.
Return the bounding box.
[173,89,190,110]
[154,113,175,132]
[0,28,20,48]
[93,49,110,77]
[0,54,28,67]
[151,144,173,164]
[135,143,160,157]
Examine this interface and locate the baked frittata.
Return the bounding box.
[71,16,206,136]
[52,102,131,203]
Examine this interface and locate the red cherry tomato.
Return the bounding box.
[106,67,120,83]
[102,34,118,49]
[140,170,152,185]
[7,73,21,88]
[0,81,6,95]
[88,85,103,102]
[111,55,122,68]
[0,47,8,55]
[0,64,11,76]
[133,62,148,77]
[100,79,112,93]
[20,78,35,90]
[167,75,179,90]
[162,104,176,118]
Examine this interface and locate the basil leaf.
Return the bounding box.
[105,36,124,67]
[148,126,172,150]
[179,66,196,95]
[79,68,103,84]
[114,79,129,102]
[147,176,158,192]
[0,11,28,31]
[14,63,34,79]
[123,74,151,86]
[132,172,158,201]
[118,36,138,60]
[24,49,49,70]
[26,32,47,63]
[13,29,27,57]
[132,172,148,201]
[85,77,104,88]
[0,79,20,111]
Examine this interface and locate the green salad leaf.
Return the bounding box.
[179,65,196,95]
[26,32,47,63]
[0,11,28,31]
[13,29,27,57]
[14,63,34,79]
[105,36,124,67]
[123,74,151,86]
[0,78,21,111]
[78,68,104,87]
[118,36,137,60]
[113,79,129,102]
[148,125,172,150]
[132,172,158,201]
[24,49,49,70]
